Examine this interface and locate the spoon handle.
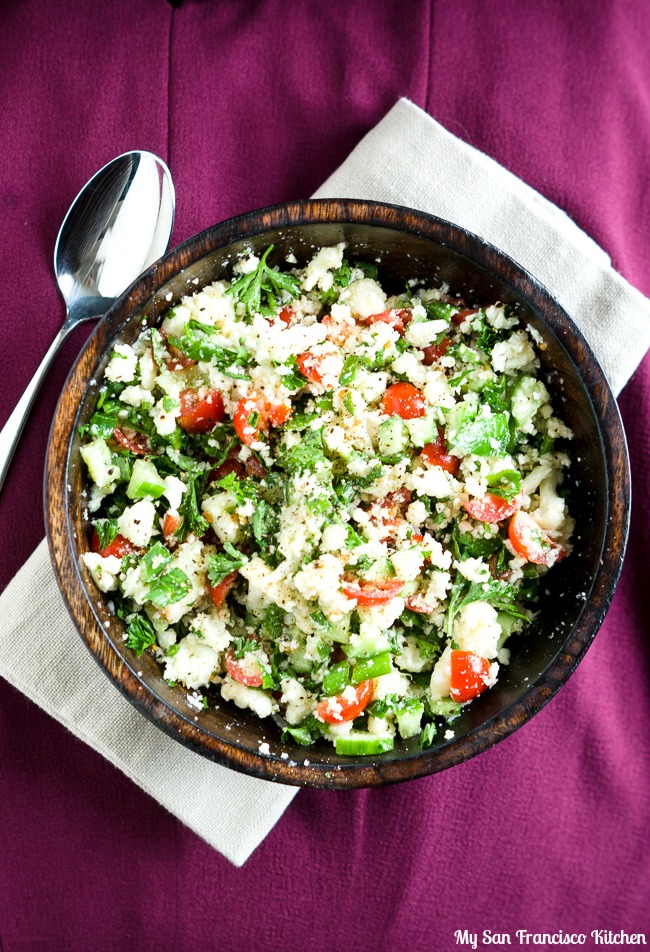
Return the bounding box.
[0,325,69,493]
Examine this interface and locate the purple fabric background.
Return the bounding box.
[1,1,648,949]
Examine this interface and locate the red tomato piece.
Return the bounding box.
[165,346,196,371]
[158,330,197,371]
[266,402,292,427]
[233,391,268,446]
[244,453,267,478]
[464,491,523,524]
[210,571,238,608]
[315,679,374,724]
[277,306,295,326]
[321,313,356,344]
[365,308,412,335]
[381,382,426,420]
[341,578,404,606]
[450,650,491,702]
[113,427,151,456]
[178,389,225,434]
[421,428,461,476]
[422,337,450,365]
[405,593,435,614]
[163,513,182,544]
[91,530,139,559]
[210,456,246,481]
[451,308,480,326]
[508,510,563,566]
[225,646,263,687]
[296,351,326,386]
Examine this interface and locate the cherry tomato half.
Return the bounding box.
[165,345,196,372]
[225,646,263,687]
[464,491,523,524]
[233,391,268,446]
[381,382,426,420]
[451,308,479,326]
[210,571,238,608]
[365,308,412,335]
[421,428,461,476]
[266,402,292,427]
[341,578,404,606]
[296,351,326,386]
[113,427,151,456]
[178,388,225,434]
[450,650,491,703]
[162,513,182,545]
[315,679,374,724]
[405,593,436,614]
[277,306,295,326]
[91,530,139,559]
[422,337,450,365]
[508,510,563,566]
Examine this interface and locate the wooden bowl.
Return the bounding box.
[45,199,630,788]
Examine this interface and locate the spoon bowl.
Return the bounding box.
[0,150,175,492]
[54,152,175,324]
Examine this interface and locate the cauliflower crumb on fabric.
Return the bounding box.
[79,243,575,756]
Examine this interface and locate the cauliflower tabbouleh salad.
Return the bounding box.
[80,243,574,757]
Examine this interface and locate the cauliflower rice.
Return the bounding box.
[79,244,574,757]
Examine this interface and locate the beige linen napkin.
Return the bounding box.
[2,97,649,866]
[315,99,650,395]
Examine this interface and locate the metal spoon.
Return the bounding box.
[0,150,175,493]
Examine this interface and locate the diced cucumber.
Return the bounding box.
[377,416,410,456]
[334,731,394,756]
[428,698,462,718]
[456,342,482,364]
[351,651,393,683]
[466,367,496,393]
[395,698,424,739]
[344,627,391,659]
[511,375,548,429]
[404,406,440,448]
[496,610,523,649]
[361,556,394,581]
[323,613,352,645]
[286,636,314,674]
[322,661,350,696]
[127,459,166,499]
[323,425,354,461]
[80,438,120,490]
[444,395,478,446]
[397,578,419,598]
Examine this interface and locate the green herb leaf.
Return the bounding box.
[168,325,252,379]
[423,300,457,322]
[278,427,330,475]
[420,722,437,747]
[486,469,522,501]
[148,568,192,608]
[125,615,157,657]
[252,498,279,551]
[339,355,364,386]
[446,573,530,638]
[231,635,259,660]
[448,408,510,457]
[207,542,248,586]
[226,245,301,317]
[277,355,306,393]
[93,518,119,551]
[142,542,173,581]
[175,471,209,541]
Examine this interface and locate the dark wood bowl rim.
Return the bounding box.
[45,198,630,789]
